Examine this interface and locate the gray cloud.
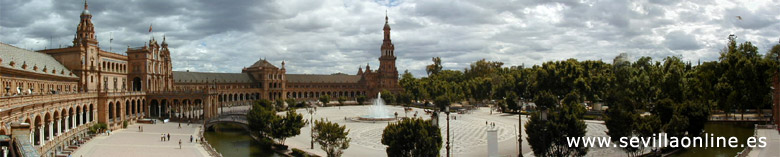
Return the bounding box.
[1,0,780,77]
[664,30,701,50]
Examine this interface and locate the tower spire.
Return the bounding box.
[84,0,88,10]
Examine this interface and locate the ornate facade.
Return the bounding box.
[0,1,400,156]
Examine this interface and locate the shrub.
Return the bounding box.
[291,148,310,157]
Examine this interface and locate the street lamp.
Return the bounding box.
[519,98,524,157]
[444,105,451,157]
[308,106,316,149]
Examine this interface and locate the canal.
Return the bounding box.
[670,122,758,157]
[204,123,280,157]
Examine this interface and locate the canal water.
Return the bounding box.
[670,122,758,157]
[204,123,280,157]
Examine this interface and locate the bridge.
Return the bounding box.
[205,109,250,131]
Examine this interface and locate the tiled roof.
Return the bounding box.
[172,71,254,83]
[248,59,278,69]
[0,42,78,79]
[286,74,362,83]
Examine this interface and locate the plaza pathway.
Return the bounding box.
[71,122,209,157]
[748,128,780,157]
[282,105,633,157]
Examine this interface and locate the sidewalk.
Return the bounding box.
[748,128,780,157]
[71,122,209,157]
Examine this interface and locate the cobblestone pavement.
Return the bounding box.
[71,122,208,157]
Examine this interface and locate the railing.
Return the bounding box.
[38,122,92,154]
[0,92,97,109]
[99,91,146,97]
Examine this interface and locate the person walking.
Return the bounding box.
[161,134,164,141]
[190,135,193,143]
[178,123,181,128]
[167,133,171,141]
[179,139,182,149]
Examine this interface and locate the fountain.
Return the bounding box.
[355,93,396,121]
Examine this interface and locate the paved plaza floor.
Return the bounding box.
[71,122,209,157]
[283,105,631,157]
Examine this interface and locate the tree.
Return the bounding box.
[381,90,396,104]
[426,57,443,76]
[398,91,413,106]
[356,95,367,105]
[505,92,519,112]
[320,95,331,106]
[270,110,306,144]
[247,99,279,138]
[286,98,298,108]
[434,96,450,111]
[312,119,351,157]
[381,118,442,157]
[525,92,588,156]
[337,96,347,106]
[275,99,286,110]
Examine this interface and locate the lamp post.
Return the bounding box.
[445,105,451,157]
[308,106,316,149]
[519,98,523,157]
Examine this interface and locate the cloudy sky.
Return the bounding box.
[1,0,780,77]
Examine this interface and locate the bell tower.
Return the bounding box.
[378,13,399,90]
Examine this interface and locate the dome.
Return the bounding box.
[81,9,90,15]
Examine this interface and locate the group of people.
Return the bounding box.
[161,133,171,141]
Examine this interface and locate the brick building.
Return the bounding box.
[0,1,400,156]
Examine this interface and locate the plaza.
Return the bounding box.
[70,123,209,157]
[281,105,631,157]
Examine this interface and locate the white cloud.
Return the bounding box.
[1,0,779,77]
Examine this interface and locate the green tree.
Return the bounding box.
[320,95,331,106]
[381,118,442,157]
[276,99,286,110]
[398,91,413,106]
[286,98,298,108]
[337,96,347,106]
[525,92,588,156]
[426,57,443,76]
[505,92,519,112]
[270,110,306,144]
[434,96,450,111]
[356,95,367,105]
[381,90,396,104]
[247,99,278,138]
[313,119,351,157]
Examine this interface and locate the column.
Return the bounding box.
[56,119,61,136]
[39,127,44,146]
[64,116,70,132]
[48,122,53,141]
[157,105,161,118]
[71,115,75,129]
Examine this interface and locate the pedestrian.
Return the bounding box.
[138,126,141,131]
[179,123,181,128]
[179,139,182,149]
[190,135,193,143]
[161,134,164,141]
[168,133,171,141]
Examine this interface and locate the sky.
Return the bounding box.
[1,0,779,77]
